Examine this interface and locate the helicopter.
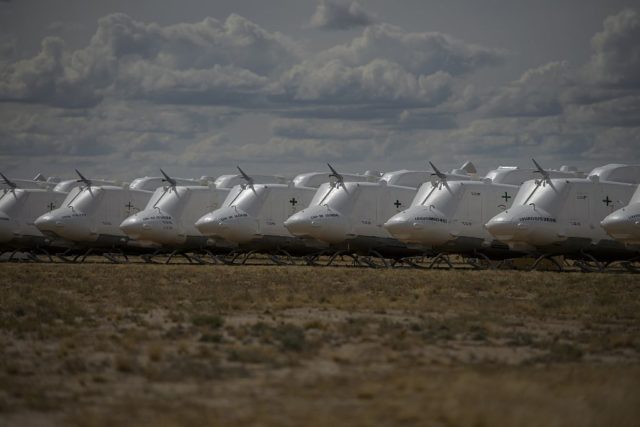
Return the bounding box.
[383,162,584,266]
[283,163,479,263]
[485,161,640,270]
[194,166,381,262]
[33,170,158,260]
[0,172,72,258]
[119,169,288,261]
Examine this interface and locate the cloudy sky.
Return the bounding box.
[1,0,639,180]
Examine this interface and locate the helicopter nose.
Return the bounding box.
[284,206,348,243]
[484,213,519,241]
[601,209,640,243]
[193,214,214,234]
[120,216,145,239]
[195,207,257,243]
[282,212,311,236]
[0,211,14,243]
[383,213,416,241]
[34,213,63,235]
[121,210,181,244]
[384,207,451,246]
[486,205,560,247]
[35,211,92,241]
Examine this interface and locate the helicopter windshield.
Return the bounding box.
[65,187,100,213]
[0,189,25,216]
[154,187,188,215]
[511,180,568,215]
[145,186,181,212]
[311,182,356,213]
[222,185,266,216]
[417,182,462,216]
[142,187,167,210]
[61,187,82,206]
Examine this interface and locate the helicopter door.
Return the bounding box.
[353,186,375,234]
[460,186,481,229]
[567,186,589,236]
[260,187,279,234]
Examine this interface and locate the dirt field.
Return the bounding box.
[1,264,639,426]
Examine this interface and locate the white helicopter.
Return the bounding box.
[119,169,288,260]
[0,170,136,258]
[283,163,478,263]
[33,170,174,260]
[194,166,381,262]
[485,161,640,270]
[383,162,583,266]
[601,184,640,247]
[0,172,72,258]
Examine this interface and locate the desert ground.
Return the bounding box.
[1,264,639,426]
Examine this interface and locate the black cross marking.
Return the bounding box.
[394,200,402,208]
[125,201,135,213]
[602,196,612,206]
[501,192,511,203]
[47,202,56,211]
[289,197,298,206]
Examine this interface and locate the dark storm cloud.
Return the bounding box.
[308,0,376,30]
[271,118,381,140]
[487,9,640,109]
[394,110,458,130]
[481,61,573,117]
[0,101,237,160]
[448,8,640,167]
[588,9,640,87]
[0,34,16,62]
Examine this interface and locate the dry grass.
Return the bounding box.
[0,264,639,426]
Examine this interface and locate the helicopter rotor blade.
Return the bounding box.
[531,158,550,180]
[327,163,344,182]
[0,172,17,189]
[160,168,177,186]
[75,169,92,186]
[429,161,447,180]
[236,166,254,186]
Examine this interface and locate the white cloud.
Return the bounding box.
[0,13,300,107]
[1,8,638,178]
[308,0,376,30]
[276,23,503,112]
[280,59,453,105]
[315,23,505,76]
